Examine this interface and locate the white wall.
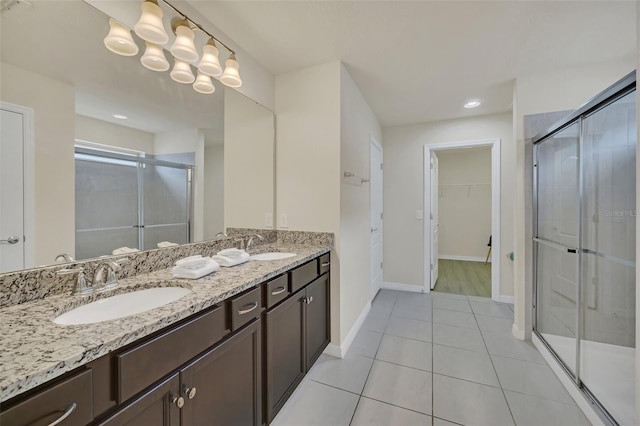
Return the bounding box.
[383,113,514,296]
[75,115,154,154]
[276,61,342,344]
[339,63,382,342]
[224,89,275,230]
[203,141,224,240]
[437,148,492,260]
[154,128,205,242]
[512,58,636,339]
[0,62,75,266]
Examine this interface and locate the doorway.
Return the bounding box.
[424,139,501,300]
[0,102,33,273]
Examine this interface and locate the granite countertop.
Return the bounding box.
[0,243,330,402]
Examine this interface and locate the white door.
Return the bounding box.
[370,138,383,299]
[0,108,25,272]
[430,152,439,289]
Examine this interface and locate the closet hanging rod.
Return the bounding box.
[344,171,369,183]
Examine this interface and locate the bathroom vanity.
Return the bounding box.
[0,243,331,426]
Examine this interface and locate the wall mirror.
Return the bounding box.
[0,0,275,273]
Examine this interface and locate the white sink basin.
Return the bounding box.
[53,287,191,325]
[250,252,297,261]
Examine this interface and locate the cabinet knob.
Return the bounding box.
[184,386,197,400]
[303,296,314,304]
[171,395,185,408]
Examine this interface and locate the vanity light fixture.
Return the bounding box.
[104,18,139,56]
[464,99,481,108]
[103,0,242,95]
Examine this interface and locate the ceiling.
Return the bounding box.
[1,0,225,135]
[189,1,637,127]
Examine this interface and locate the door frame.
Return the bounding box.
[423,138,501,301]
[1,101,34,269]
[369,135,383,300]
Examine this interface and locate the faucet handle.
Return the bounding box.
[57,267,92,296]
[234,238,246,250]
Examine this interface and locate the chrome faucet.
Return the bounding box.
[55,253,74,263]
[246,234,264,250]
[57,267,91,296]
[215,232,229,239]
[93,260,123,292]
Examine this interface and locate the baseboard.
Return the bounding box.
[498,295,514,304]
[323,300,372,359]
[439,255,489,263]
[382,281,424,293]
[511,323,525,340]
[532,334,605,426]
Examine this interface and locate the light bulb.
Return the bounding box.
[198,39,222,77]
[170,58,195,84]
[104,18,139,56]
[220,53,242,88]
[141,42,170,72]
[134,0,169,45]
[193,71,216,94]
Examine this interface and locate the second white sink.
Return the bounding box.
[53,287,191,325]
[250,252,297,261]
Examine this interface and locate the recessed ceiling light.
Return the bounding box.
[464,100,481,109]
[113,114,128,120]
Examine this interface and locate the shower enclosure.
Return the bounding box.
[533,71,636,425]
[75,147,192,260]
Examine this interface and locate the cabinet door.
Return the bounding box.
[97,373,180,426]
[264,291,305,422]
[305,274,330,371]
[180,319,262,426]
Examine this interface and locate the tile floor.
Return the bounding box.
[272,290,591,426]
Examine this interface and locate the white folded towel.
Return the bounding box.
[158,241,179,248]
[217,248,247,259]
[172,258,219,279]
[212,252,250,267]
[175,255,208,269]
[112,247,140,255]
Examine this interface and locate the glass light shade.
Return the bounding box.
[170,58,195,84]
[220,55,242,88]
[193,71,215,94]
[140,42,169,72]
[104,18,139,56]
[198,42,222,77]
[170,25,199,63]
[134,0,169,45]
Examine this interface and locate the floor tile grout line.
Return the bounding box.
[431,296,435,426]
[500,387,579,407]
[355,395,433,418]
[473,309,518,425]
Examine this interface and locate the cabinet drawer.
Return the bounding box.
[229,287,262,331]
[290,259,319,293]
[319,253,330,275]
[264,274,290,309]
[116,304,226,403]
[0,369,93,426]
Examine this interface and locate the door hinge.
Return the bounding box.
[430,162,434,170]
[430,263,434,271]
[380,262,383,269]
[380,163,383,170]
[380,212,383,220]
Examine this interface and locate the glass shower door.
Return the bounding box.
[580,89,636,424]
[534,122,580,375]
[141,163,190,250]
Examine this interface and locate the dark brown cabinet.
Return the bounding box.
[264,292,305,422]
[304,274,330,370]
[180,319,262,426]
[97,373,181,426]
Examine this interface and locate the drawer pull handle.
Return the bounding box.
[321,262,330,267]
[48,402,76,426]
[303,296,314,304]
[271,286,286,296]
[171,395,185,408]
[184,386,197,400]
[238,302,259,315]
